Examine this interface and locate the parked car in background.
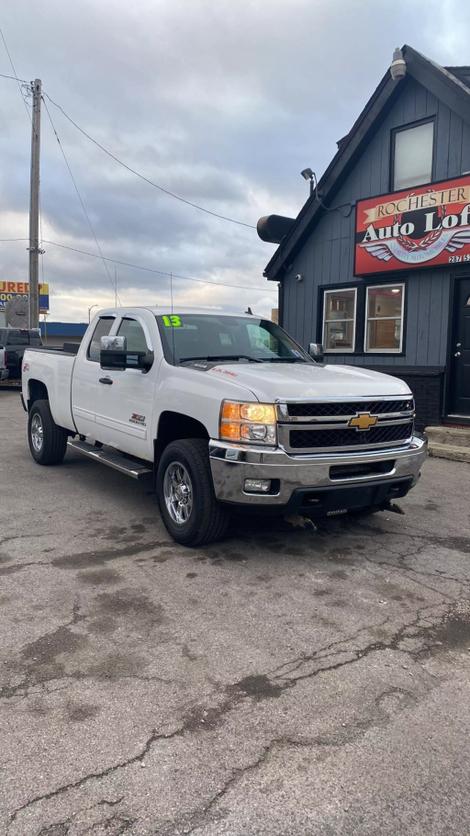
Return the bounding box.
[0,328,42,385]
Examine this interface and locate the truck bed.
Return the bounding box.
[23,346,77,432]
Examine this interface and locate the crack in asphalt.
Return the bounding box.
[7,597,460,831]
[0,560,53,576]
[8,725,186,826]
[152,736,316,836]
[5,513,470,832]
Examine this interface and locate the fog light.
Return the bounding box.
[244,478,272,494]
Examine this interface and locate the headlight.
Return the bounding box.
[220,400,277,445]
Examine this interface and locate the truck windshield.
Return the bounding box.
[156,314,311,365]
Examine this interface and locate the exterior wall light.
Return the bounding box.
[390,47,406,81]
[301,168,315,196]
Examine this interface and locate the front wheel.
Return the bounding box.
[156,438,229,546]
[28,399,68,465]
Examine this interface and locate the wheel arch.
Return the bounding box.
[27,379,49,410]
[156,411,209,460]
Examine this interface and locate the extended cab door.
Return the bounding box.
[72,314,117,438]
[94,313,158,460]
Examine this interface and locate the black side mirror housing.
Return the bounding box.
[99,335,154,372]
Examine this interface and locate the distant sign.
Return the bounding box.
[355,175,470,276]
[0,281,49,312]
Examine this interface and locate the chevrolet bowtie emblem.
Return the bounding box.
[348,412,378,431]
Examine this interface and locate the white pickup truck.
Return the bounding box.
[21,307,426,545]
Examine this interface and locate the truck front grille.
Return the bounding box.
[290,421,414,450]
[277,398,415,453]
[286,399,414,418]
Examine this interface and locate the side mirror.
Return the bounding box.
[308,342,324,362]
[100,335,154,372]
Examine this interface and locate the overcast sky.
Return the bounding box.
[1,0,469,322]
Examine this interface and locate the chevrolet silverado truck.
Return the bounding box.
[21,307,426,545]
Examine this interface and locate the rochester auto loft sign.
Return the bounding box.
[355,176,470,275]
[0,281,49,312]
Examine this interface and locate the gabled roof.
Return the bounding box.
[264,45,470,281]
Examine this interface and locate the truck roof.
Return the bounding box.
[95,306,259,318]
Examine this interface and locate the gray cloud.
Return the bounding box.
[1,0,470,320]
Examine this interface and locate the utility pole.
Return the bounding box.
[28,78,42,329]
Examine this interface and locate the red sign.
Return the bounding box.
[355,176,470,275]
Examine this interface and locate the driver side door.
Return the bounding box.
[95,314,157,460]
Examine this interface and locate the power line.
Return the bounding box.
[0,71,29,83]
[42,96,122,304]
[0,29,31,123]
[44,92,257,230]
[42,239,277,293]
[0,236,276,292]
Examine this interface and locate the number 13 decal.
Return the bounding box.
[162,315,182,327]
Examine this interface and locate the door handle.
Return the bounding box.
[454,352,461,358]
[99,376,113,384]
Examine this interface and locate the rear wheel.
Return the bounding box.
[28,399,68,465]
[156,438,229,546]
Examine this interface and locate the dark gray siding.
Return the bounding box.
[282,76,470,368]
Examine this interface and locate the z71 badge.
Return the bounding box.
[129,413,146,426]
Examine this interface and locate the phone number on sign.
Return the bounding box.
[449,254,470,264]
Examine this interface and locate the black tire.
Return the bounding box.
[28,399,68,465]
[156,438,229,547]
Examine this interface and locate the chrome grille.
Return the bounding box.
[277,398,415,453]
[286,399,414,418]
[290,421,414,450]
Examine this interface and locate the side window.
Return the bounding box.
[118,319,149,351]
[87,316,115,362]
[117,318,149,353]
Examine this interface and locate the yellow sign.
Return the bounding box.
[348,412,378,431]
[0,281,49,313]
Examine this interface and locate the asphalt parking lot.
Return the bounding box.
[1,390,470,835]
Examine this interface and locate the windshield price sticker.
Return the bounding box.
[162,315,182,327]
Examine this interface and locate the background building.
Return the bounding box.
[39,321,87,346]
[261,46,470,428]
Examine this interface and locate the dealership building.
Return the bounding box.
[259,45,470,428]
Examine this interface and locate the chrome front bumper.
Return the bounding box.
[209,435,427,508]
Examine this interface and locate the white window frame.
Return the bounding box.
[322,287,357,354]
[364,283,405,354]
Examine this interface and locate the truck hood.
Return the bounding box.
[206,361,411,402]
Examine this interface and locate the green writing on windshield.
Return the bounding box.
[162,314,182,327]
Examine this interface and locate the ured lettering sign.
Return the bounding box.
[355,176,470,276]
[0,281,49,312]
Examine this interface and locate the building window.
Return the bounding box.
[322,288,357,352]
[365,284,404,353]
[392,121,434,191]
